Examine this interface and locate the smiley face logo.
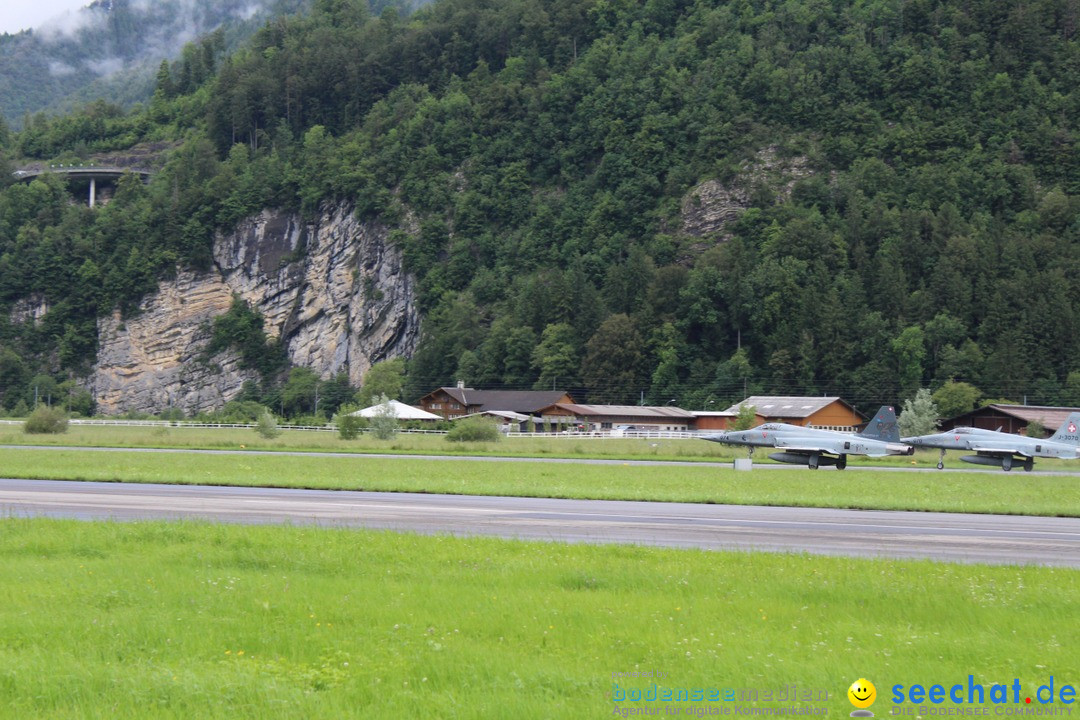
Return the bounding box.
[848,678,877,712]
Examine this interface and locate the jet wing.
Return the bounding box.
[967,442,1033,458]
[773,443,829,454]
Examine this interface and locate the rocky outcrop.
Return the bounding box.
[680,146,815,242]
[92,273,258,414]
[680,179,751,239]
[89,202,419,415]
[9,294,50,326]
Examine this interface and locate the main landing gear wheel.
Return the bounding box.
[836,454,847,470]
[1002,456,1013,472]
[1024,458,1034,472]
[808,454,820,470]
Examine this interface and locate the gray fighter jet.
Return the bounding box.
[902,412,1080,471]
[702,406,913,469]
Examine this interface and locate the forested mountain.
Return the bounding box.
[0,0,421,126]
[1,0,1080,418]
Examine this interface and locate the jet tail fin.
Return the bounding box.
[858,406,900,443]
[1048,413,1080,444]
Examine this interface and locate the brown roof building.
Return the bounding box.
[939,405,1079,436]
[697,396,866,432]
[540,403,696,431]
[417,386,574,419]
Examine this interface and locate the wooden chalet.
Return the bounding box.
[539,403,696,432]
[939,405,1080,437]
[417,384,574,420]
[698,396,866,432]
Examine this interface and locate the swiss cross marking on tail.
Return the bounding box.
[1069,423,1077,434]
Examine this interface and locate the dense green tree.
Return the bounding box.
[357,358,406,407]
[733,404,758,432]
[932,381,982,420]
[280,367,320,418]
[0,347,27,408]
[580,314,646,404]
[898,388,939,437]
[532,323,580,391]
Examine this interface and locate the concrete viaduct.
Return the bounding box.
[12,165,153,207]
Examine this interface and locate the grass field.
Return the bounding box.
[2,446,1080,516]
[0,518,1077,719]
[0,422,1029,469]
[0,424,739,460]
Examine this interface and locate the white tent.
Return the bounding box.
[350,400,441,421]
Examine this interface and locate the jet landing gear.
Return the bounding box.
[809,453,820,470]
[937,449,946,470]
[836,454,847,470]
[1003,456,1034,472]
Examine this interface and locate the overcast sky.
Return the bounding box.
[0,1,88,35]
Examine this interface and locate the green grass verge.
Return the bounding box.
[0,424,1018,469]
[0,519,1077,719]
[2,447,1079,516]
[1,424,738,460]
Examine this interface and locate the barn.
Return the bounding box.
[939,405,1080,437]
[696,396,866,432]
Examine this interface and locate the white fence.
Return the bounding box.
[0,418,710,440]
[506,430,701,440]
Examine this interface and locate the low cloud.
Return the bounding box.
[48,60,78,77]
[37,7,97,42]
[87,57,125,76]
[31,1,280,81]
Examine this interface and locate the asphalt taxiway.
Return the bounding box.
[2,478,1078,567]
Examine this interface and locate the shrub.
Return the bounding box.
[212,400,268,423]
[288,413,329,427]
[335,405,365,440]
[23,405,68,434]
[369,394,399,440]
[158,407,185,422]
[255,410,282,439]
[447,416,502,443]
[1025,419,1047,438]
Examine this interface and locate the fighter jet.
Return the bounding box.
[702,406,913,469]
[902,412,1080,472]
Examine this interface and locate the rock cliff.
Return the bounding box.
[680,146,815,243]
[89,202,419,415]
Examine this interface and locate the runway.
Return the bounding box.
[2,478,1079,567]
